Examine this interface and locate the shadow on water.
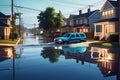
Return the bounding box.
[41,45,120,80]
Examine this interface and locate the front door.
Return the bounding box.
[104,24,108,40]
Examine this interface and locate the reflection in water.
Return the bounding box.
[41,46,89,65]
[41,46,120,80]
[0,47,15,80]
[0,47,13,61]
[90,47,120,80]
[0,46,23,80]
[62,46,86,53]
[41,47,62,63]
[61,46,87,65]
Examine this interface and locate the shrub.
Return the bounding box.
[109,34,119,42]
[14,32,18,39]
[94,36,99,40]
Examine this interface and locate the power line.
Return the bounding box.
[14,5,42,12]
[63,0,106,16]
[14,0,20,13]
[49,0,88,7]
[0,5,42,12]
[40,0,81,8]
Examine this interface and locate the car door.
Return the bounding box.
[80,33,86,41]
[75,33,81,42]
[69,34,76,42]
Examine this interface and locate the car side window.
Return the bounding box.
[80,34,85,37]
[76,34,80,37]
[70,34,75,38]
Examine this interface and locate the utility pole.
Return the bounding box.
[19,13,22,37]
[34,23,36,35]
[118,0,120,45]
[11,0,14,41]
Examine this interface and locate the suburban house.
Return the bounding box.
[94,0,119,40]
[62,9,101,35]
[0,12,12,40]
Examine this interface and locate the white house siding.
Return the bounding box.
[94,0,118,40]
[89,11,101,32]
[94,22,118,40]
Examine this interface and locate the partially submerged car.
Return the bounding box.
[54,32,86,44]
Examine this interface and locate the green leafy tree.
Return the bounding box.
[55,10,65,31]
[37,7,65,34]
[37,7,57,34]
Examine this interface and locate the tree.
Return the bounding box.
[37,7,57,34]
[37,7,65,34]
[55,10,65,31]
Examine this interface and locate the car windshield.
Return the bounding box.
[62,33,71,37]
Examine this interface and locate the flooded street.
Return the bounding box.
[0,33,120,80]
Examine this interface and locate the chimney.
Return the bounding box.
[88,8,91,13]
[79,10,82,15]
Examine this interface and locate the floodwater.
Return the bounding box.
[0,33,120,80]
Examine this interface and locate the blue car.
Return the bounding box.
[54,32,86,44]
[62,46,87,53]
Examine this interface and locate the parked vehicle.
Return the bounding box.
[53,32,61,38]
[54,32,86,44]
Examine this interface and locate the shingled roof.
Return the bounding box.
[72,10,99,19]
[94,18,119,23]
[0,21,8,27]
[0,12,11,18]
[109,0,118,7]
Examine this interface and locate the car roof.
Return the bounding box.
[67,32,85,34]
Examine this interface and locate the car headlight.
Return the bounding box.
[58,39,62,42]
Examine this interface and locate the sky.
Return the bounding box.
[0,0,106,28]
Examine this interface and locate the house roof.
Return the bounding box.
[94,18,119,23]
[72,10,99,19]
[62,25,73,28]
[109,0,118,7]
[74,24,90,28]
[0,12,11,18]
[0,21,9,27]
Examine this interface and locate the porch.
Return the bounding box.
[94,20,119,40]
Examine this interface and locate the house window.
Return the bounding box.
[70,20,73,26]
[96,25,102,32]
[102,9,114,18]
[76,19,79,25]
[110,9,114,14]
[80,19,82,24]
[76,34,80,37]
[102,12,105,16]
[84,19,87,24]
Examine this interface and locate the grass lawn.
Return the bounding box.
[101,42,119,47]
[0,38,19,44]
[91,41,120,48]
